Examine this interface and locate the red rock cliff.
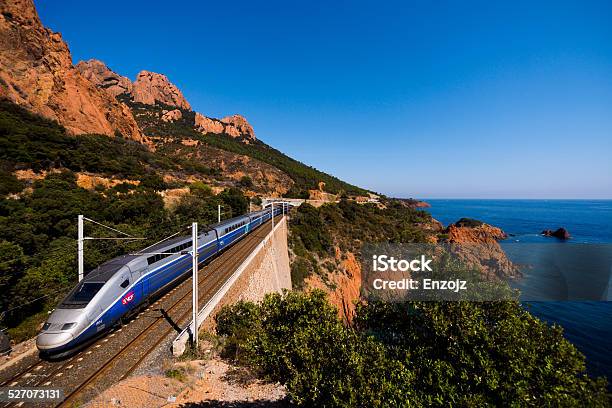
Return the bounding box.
[444,223,520,279]
[0,0,143,141]
[132,70,191,110]
[75,59,132,98]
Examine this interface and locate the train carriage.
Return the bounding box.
[36,205,285,356]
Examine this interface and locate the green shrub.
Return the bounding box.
[239,175,254,188]
[289,203,332,255]
[189,181,213,197]
[0,169,23,196]
[219,187,248,217]
[290,257,311,289]
[454,217,484,228]
[165,368,188,382]
[217,292,610,407]
[139,173,167,191]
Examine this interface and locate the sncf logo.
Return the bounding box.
[122,291,135,305]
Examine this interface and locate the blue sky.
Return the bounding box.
[36,0,612,198]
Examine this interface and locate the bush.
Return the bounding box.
[217,290,413,406]
[189,181,213,197]
[139,173,167,191]
[289,203,332,255]
[239,175,254,188]
[290,257,311,289]
[0,169,23,196]
[217,292,610,407]
[165,368,188,382]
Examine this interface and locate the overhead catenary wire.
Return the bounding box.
[82,217,140,238]
[134,225,191,254]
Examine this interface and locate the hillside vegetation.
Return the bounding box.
[288,200,433,288]
[0,100,249,340]
[217,291,609,407]
[125,100,368,197]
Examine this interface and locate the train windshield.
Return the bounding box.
[61,282,105,307]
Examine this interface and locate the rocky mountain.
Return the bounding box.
[1,0,366,201]
[221,114,256,140]
[0,0,143,141]
[76,60,190,110]
[77,59,257,142]
[194,112,256,142]
[132,70,191,110]
[75,59,132,98]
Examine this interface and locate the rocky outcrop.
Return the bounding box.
[399,198,431,208]
[443,222,519,279]
[541,228,571,240]
[74,58,258,142]
[0,0,143,141]
[77,59,190,112]
[195,113,225,134]
[308,189,338,202]
[161,108,182,122]
[75,59,132,98]
[195,112,257,142]
[132,70,190,109]
[221,114,256,140]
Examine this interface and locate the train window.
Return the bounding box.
[120,279,129,288]
[67,282,104,303]
[147,253,168,265]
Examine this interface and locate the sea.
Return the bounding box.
[423,199,612,383]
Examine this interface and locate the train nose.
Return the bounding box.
[36,331,74,350]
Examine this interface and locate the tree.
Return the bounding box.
[219,187,248,216]
[0,169,23,197]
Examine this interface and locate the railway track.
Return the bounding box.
[0,219,278,407]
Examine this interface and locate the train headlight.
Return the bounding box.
[42,323,51,331]
[61,322,76,331]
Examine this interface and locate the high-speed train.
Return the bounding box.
[36,204,286,355]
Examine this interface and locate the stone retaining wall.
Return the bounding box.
[172,217,291,356]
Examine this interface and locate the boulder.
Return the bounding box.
[161,109,182,123]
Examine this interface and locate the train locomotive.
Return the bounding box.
[36,204,286,356]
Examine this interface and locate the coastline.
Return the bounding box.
[423,199,612,382]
